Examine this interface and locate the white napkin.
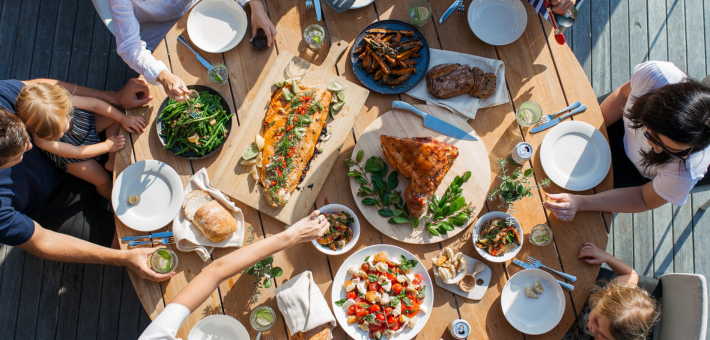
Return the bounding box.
[275,271,336,336]
[406,48,510,120]
[172,168,245,262]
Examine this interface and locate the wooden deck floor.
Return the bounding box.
[0,0,708,338]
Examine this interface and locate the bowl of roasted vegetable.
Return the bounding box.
[156,85,234,160]
[351,20,430,95]
[472,211,523,262]
[312,204,360,255]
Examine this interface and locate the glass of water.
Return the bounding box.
[303,24,325,50]
[408,0,432,27]
[529,224,553,246]
[208,63,228,86]
[516,101,543,127]
[150,248,178,274]
[250,305,276,333]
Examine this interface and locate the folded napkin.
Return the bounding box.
[172,168,245,262]
[406,48,510,120]
[275,271,336,337]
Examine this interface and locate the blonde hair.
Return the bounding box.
[16,83,73,140]
[589,282,660,340]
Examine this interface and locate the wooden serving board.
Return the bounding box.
[210,37,369,224]
[350,105,490,243]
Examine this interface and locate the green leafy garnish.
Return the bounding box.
[488,159,551,212]
[417,286,426,299]
[389,297,400,306]
[425,171,474,236]
[255,309,274,323]
[245,256,283,303]
[364,255,370,262]
[157,249,171,260]
[368,274,379,282]
[363,314,375,323]
[402,297,413,307]
[335,298,348,307]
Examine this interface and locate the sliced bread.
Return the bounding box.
[183,190,213,220]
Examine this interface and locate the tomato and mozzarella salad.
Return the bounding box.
[335,251,427,339]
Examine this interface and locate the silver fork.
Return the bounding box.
[180,86,201,119]
[523,255,577,282]
[536,100,581,126]
[457,0,465,15]
[128,237,176,248]
[306,0,313,9]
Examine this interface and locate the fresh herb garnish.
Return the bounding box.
[368,274,379,282]
[389,297,400,306]
[402,297,413,307]
[424,171,474,237]
[417,286,426,299]
[255,309,274,324]
[398,255,418,273]
[335,298,348,307]
[488,159,551,212]
[363,314,375,323]
[245,256,283,302]
[364,255,370,262]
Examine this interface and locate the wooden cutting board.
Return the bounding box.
[350,105,490,244]
[210,37,369,224]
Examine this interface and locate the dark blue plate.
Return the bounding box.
[350,20,430,95]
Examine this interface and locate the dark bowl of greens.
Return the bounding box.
[156,85,234,160]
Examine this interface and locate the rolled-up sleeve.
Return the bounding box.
[0,202,35,246]
[109,0,168,85]
[138,304,191,340]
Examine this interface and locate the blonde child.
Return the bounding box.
[16,83,146,199]
[564,243,660,340]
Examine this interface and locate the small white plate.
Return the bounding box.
[468,0,527,46]
[187,0,248,53]
[187,314,250,340]
[472,211,523,263]
[351,0,375,9]
[432,250,467,284]
[312,204,361,256]
[112,160,184,232]
[501,269,565,334]
[540,121,612,191]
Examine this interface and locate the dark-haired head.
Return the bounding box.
[0,109,31,169]
[625,80,710,170]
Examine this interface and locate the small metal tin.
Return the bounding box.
[448,319,471,339]
[510,142,534,165]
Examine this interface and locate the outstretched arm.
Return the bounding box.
[21,78,152,110]
[578,243,638,286]
[32,134,125,159]
[72,95,146,133]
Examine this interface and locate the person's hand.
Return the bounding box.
[123,247,175,282]
[578,243,612,264]
[287,210,330,244]
[542,192,582,221]
[550,0,576,14]
[120,115,147,133]
[105,135,126,152]
[156,70,189,101]
[249,1,277,47]
[116,78,153,109]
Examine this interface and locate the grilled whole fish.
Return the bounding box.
[260,84,332,207]
[380,136,459,216]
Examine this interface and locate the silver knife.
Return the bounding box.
[121,231,173,242]
[530,104,587,133]
[513,260,574,291]
[177,35,214,73]
[393,101,478,141]
[315,0,322,21]
[439,0,462,24]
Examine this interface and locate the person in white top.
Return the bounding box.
[544,61,710,221]
[137,210,330,340]
[109,0,277,101]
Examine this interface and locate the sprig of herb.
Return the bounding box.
[488,159,551,213]
[424,172,474,236]
[335,298,347,306]
[398,255,419,273]
[245,256,283,302]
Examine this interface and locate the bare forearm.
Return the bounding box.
[39,139,109,159]
[23,79,121,108]
[19,225,126,266]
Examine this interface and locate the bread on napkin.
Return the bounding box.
[292,324,332,340]
[182,190,236,243]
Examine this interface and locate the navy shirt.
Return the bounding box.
[0,80,61,245]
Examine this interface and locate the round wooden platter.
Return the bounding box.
[350,105,491,244]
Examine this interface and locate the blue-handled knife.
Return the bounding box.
[121,231,173,242]
[513,260,574,291]
[439,0,462,24]
[530,104,587,133]
[315,0,322,21]
[393,101,478,141]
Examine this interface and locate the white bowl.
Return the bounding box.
[432,249,468,284]
[187,0,248,53]
[472,211,523,263]
[311,204,360,255]
[468,0,527,46]
[501,269,565,334]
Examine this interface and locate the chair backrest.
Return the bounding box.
[652,273,708,340]
[91,0,115,35]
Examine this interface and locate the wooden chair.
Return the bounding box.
[652,273,708,340]
[91,0,115,35]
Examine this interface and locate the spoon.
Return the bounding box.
[458,262,485,292]
[543,0,565,45]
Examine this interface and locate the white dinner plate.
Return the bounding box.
[112,160,184,232]
[540,121,612,191]
[332,244,434,340]
[501,269,565,334]
[468,0,527,46]
[187,0,248,53]
[351,0,375,9]
[187,315,250,340]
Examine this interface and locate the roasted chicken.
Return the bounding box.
[380,136,459,216]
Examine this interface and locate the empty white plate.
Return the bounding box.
[540,121,612,191]
[187,0,248,53]
[187,315,250,340]
[501,269,565,335]
[112,160,184,232]
[351,0,375,9]
[468,0,527,46]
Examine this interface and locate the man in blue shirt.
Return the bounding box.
[0,77,172,282]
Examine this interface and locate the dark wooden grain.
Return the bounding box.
[0,0,21,78]
[34,261,64,339]
[75,265,105,340]
[97,266,125,340]
[29,0,59,79]
[11,0,41,79]
[117,268,142,340]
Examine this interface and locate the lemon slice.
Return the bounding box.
[251,164,259,180]
[241,158,257,165]
[533,235,550,243]
[274,80,286,88]
[327,81,343,92]
[187,133,199,144]
[255,135,265,150]
[242,145,259,160]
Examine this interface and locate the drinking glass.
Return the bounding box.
[529,224,553,246]
[250,305,276,339]
[150,248,178,274]
[304,24,325,50]
[408,0,432,27]
[516,101,542,127]
[208,63,228,85]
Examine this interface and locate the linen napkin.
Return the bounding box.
[275,271,336,337]
[406,48,510,120]
[172,168,245,262]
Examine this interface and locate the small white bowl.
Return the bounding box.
[312,204,360,256]
[472,211,524,263]
[432,249,468,284]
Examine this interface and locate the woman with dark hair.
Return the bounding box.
[544,61,710,221]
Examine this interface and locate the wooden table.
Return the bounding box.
[113,1,612,338]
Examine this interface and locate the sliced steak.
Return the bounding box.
[469,67,485,97]
[478,73,497,99]
[426,63,476,99]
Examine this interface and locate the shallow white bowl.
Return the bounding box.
[501,269,565,334]
[433,249,468,284]
[472,211,523,263]
[468,0,527,46]
[187,314,249,340]
[187,0,248,53]
[311,204,360,256]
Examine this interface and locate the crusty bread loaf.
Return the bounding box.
[183,190,236,243]
[293,324,331,340]
[183,190,213,220]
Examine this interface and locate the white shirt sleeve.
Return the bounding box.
[653,169,698,206]
[109,0,168,85]
[138,303,191,340]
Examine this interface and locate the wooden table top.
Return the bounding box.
[113,1,612,339]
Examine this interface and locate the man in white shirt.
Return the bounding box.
[109,0,276,101]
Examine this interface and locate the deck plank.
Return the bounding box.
[34,261,64,339]
[633,210,654,276]
[29,0,59,79]
[0,247,25,339]
[612,212,633,268]
[652,204,675,276]
[13,252,43,340]
[666,0,687,71]
[610,0,630,89]
[117,268,142,340]
[686,0,706,78]
[75,265,105,340]
[96,266,125,340]
[647,0,668,61]
[10,0,41,79]
[0,0,21,79]
[629,0,649,65]
[572,0,592,80]
[672,203,695,273]
[591,0,611,96]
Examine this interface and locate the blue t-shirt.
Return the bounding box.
[0,80,61,246]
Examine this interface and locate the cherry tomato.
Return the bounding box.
[369,322,385,332]
[413,274,422,285]
[347,291,357,300]
[369,304,381,313]
[388,320,400,330]
[384,306,393,315]
[392,283,403,295]
[387,316,397,326]
[270,180,277,186]
[407,290,418,300]
[387,273,395,280]
[347,306,356,316]
[368,283,380,292]
[361,263,369,272]
[379,287,385,294]
[404,300,419,313]
[375,314,386,323]
[356,309,368,318]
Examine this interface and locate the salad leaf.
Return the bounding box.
[335,298,347,307]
